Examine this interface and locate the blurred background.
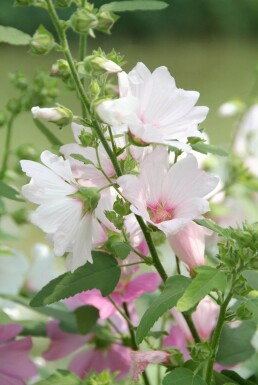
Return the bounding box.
[1,0,258,250]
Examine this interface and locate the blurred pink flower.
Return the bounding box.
[118,147,218,235]
[163,325,190,360]
[168,222,210,271]
[0,323,37,384]
[131,350,170,381]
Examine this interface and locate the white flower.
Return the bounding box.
[117,147,218,235]
[31,105,73,125]
[97,62,209,151]
[20,151,109,272]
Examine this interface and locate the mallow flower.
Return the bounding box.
[97,62,208,151]
[118,147,219,235]
[20,150,113,272]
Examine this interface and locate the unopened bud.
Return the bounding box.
[89,80,100,97]
[12,208,28,225]
[218,100,244,117]
[51,59,70,79]
[70,8,98,34]
[92,57,122,73]
[6,98,21,114]
[30,25,55,55]
[31,104,73,126]
[96,11,119,34]
[16,144,39,161]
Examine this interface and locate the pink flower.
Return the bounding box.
[43,321,131,380]
[97,62,208,151]
[172,296,219,341]
[20,151,113,271]
[168,222,211,271]
[0,323,37,384]
[163,325,190,360]
[70,344,131,380]
[118,147,218,235]
[131,350,170,382]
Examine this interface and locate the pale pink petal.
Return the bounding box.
[0,324,23,343]
[107,344,131,379]
[122,272,161,302]
[191,296,219,340]
[40,151,76,183]
[69,348,107,378]
[71,289,115,319]
[163,325,190,360]
[131,350,169,382]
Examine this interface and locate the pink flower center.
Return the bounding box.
[147,202,174,224]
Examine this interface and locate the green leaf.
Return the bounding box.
[163,368,207,385]
[70,154,95,166]
[19,320,47,336]
[34,119,63,146]
[30,251,121,307]
[33,370,82,385]
[177,266,227,312]
[0,310,11,324]
[194,219,232,239]
[221,371,257,385]
[242,270,258,291]
[136,275,190,345]
[110,242,132,260]
[0,180,23,201]
[74,305,99,335]
[216,321,256,366]
[0,25,31,45]
[191,142,228,157]
[101,1,169,13]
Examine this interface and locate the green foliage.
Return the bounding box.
[100,1,169,13]
[70,154,95,166]
[136,275,191,344]
[242,270,258,290]
[177,266,227,312]
[0,180,23,201]
[191,142,228,157]
[34,370,82,385]
[30,251,121,307]
[163,368,207,385]
[194,219,232,239]
[18,320,47,336]
[104,210,124,230]
[0,25,31,45]
[216,321,256,366]
[109,242,132,260]
[74,305,99,335]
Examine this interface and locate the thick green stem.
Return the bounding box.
[205,290,233,384]
[183,313,201,343]
[136,215,168,283]
[0,115,15,179]
[79,32,87,118]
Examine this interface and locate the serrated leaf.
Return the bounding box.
[177,266,227,312]
[194,219,232,239]
[191,142,228,157]
[0,180,23,201]
[34,119,63,146]
[216,321,256,366]
[0,25,31,45]
[33,370,82,385]
[242,270,258,291]
[101,1,168,12]
[74,305,99,335]
[71,154,95,166]
[136,275,190,345]
[30,251,120,307]
[110,242,132,260]
[163,368,207,385]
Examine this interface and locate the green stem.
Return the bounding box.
[123,303,151,385]
[0,115,15,179]
[183,313,201,343]
[79,32,87,118]
[136,215,168,283]
[205,289,234,384]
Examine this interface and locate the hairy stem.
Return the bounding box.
[205,289,233,384]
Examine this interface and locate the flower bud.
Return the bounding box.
[12,208,28,225]
[16,144,39,161]
[0,111,6,127]
[6,98,22,114]
[89,80,100,97]
[218,100,244,117]
[96,11,119,34]
[30,25,55,55]
[51,59,70,79]
[79,187,101,211]
[70,8,98,34]
[31,104,73,126]
[91,57,122,73]
[54,0,72,7]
